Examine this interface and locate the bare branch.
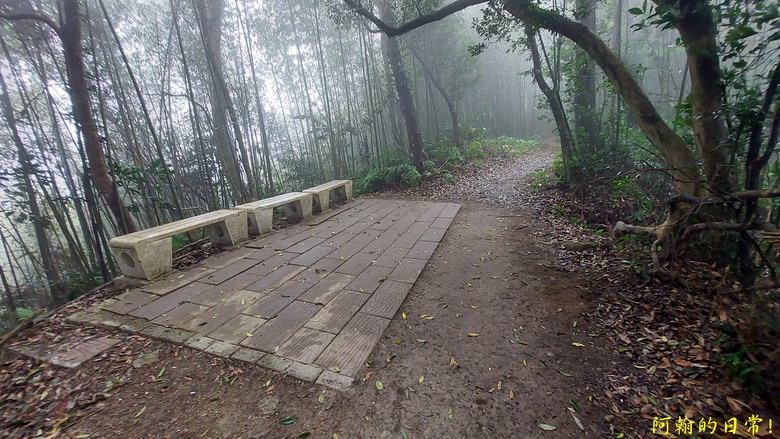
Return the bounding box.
[0,12,61,37]
[669,187,780,206]
[342,0,487,37]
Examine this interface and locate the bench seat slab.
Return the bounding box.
[303,180,353,213]
[235,192,313,236]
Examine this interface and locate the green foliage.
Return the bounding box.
[14,307,34,320]
[353,164,422,195]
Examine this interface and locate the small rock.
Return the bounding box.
[258,396,279,415]
[133,349,160,368]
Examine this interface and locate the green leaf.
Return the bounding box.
[400,426,409,439]
[298,432,310,438]
[280,417,297,426]
[628,7,644,15]
[318,394,326,404]
[375,380,384,390]
[538,423,557,431]
[133,405,146,418]
[447,407,454,421]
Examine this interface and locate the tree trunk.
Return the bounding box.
[409,46,460,148]
[61,0,137,233]
[573,0,601,156]
[377,0,424,169]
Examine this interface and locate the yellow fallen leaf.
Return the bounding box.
[522,359,527,366]
[488,387,496,393]
[418,375,425,384]
[470,305,477,309]
[572,342,585,347]
[402,312,407,319]
[246,332,253,337]
[509,390,515,399]
[419,314,428,318]
[450,357,459,367]
[497,380,502,391]
[467,333,480,337]
[334,366,341,372]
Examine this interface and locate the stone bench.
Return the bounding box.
[303,180,353,213]
[234,192,313,236]
[109,209,248,280]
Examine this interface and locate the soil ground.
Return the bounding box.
[6,141,774,439]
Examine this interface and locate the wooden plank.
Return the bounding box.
[438,203,461,219]
[244,265,305,293]
[305,290,369,334]
[129,282,211,320]
[104,290,157,315]
[276,327,335,363]
[242,301,320,353]
[298,273,355,305]
[315,313,390,377]
[326,241,368,261]
[208,314,267,345]
[151,302,208,327]
[289,245,334,266]
[347,265,393,294]
[360,280,413,319]
[211,272,261,294]
[430,216,454,229]
[390,259,428,283]
[141,267,215,296]
[201,247,258,269]
[416,203,448,223]
[245,252,298,277]
[420,227,447,242]
[110,209,241,247]
[201,258,260,285]
[287,237,327,254]
[373,246,412,268]
[181,300,242,335]
[406,240,439,260]
[334,252,374,276]
[243,280,313,319]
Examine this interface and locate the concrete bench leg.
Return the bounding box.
[246,208,273,235]
[283,196,313,220]
[334,181,353,203]
[310,191,330,214]
[208,211,249,245]
[111,238,173,280]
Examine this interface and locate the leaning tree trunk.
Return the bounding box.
[409,46,460,149]
[378,0,424,170]
[62,0,137,233]
[573,0,601,157]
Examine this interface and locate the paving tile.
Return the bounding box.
[394,223,429,248]
[416,203,448,223]
[316,370,354,390]
[287,237,327,254]
[201,258,260,285]
[104,290,157,315]
[244,246,279,261]
[298,273,355,305]
[438,203,461,218]
[242,301,320,353]
[361,238,395,255]
[50,337,121,368]
[286,361,323,382]
[430,216,454,229]
[305,290,369,334]
[245,265,305,293]
[231,347,266,364]
[318,230,356,247]
[349,228,382,244]
[310,257,344,274]
[245,252,298,277]
[390,258,429,283]
[334,253,374,276]
[347,265,393,295]
[185,334,216,350]
[257,354,292,372]
[222,289,266,308]
[151,302,208,327]
[420,226,447,242]
[289,245,334,266]
[324,241,366,261]
[289,266,331,284]
[130,282,211,321]
[140,325,194,344]
[315,312,390,377]
[205,341,239,357]
[209,313,267,344]
[213,272,261,294]
[188,285,238,307]
[202,247,258,269]
[360,280,413,319]
[181,300,242,335]
[243,280,313,319]
[142,267,215,296]
[373,246,412,267]
[406,240,439,260]
[276,327,336,363]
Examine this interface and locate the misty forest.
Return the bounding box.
[0,0,779,437]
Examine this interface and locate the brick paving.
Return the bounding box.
[78,199,459,388]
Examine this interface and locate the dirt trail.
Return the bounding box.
[4,144,621,438]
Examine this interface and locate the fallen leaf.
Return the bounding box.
[400,426,409,439]
[450,357,459,367]
[246,332,253,337]
[298,433,310,438]
[387,353,397,363]
[133,405,147,418]
[570,411,585,431]
[416,338,427,343]
[572,342,585,347]
[402,312,407,319]
[467,333,479,337]
[447,407,454,421]
[418,375,425,384]
[674,358,692,367]
[318,394,325,404]
[280,417,297,426]
[394,339,404,344]
[497,380,502,390]
[538,423,557,431]
[509,390,515,399]
[375,380,384,390]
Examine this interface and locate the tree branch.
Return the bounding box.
[669,187,780,206]
[0,12,61,37]
[342,0,487,37]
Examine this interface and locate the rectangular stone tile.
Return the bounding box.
[180,301,242,335]
[310,257,344,274]
[438,203,461,218]
[104,290,157,315]
[51,337,121,368]
[316,369,354,391]
[212,272,261,294]
[244,246,278,261]
[245,252,298,277]
[243,280,313,319]
[140,325,194,344]
[315,313,390,377]
[245,265,305,293]
[202,247,258,269]
[205,341,239,358]
[305,290,369,334]
[289,245,334,266]
[151,302,209,327]
[130,282,211,321]
[231,347,266,364]
[373,246,412,268]
[361,237,395,255]
[326,241,367,261]
[430,216,454,229]
[420,227,447,242]
[289,266,331,284]
[406,240,439,260]
[287,237,326,254]
[320,231,357,248]
[273,231,319,250]
[142,267,215,296]
[188,285,237,307]
[334,253,374,276]
[347,265,393,294]
[222,289,266,308]
[286,362,323,382]
[390,258,428,283]
[201,258,260,285]
[350,228,382,244]
[298,273,355,305]
[276,327,335,363]
[242,301,320,353]
[360,280,413,319]
[209,313,267,345]
[416,203,448,222]
[394,224,429,248]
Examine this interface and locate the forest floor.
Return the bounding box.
[2,140,778,438]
